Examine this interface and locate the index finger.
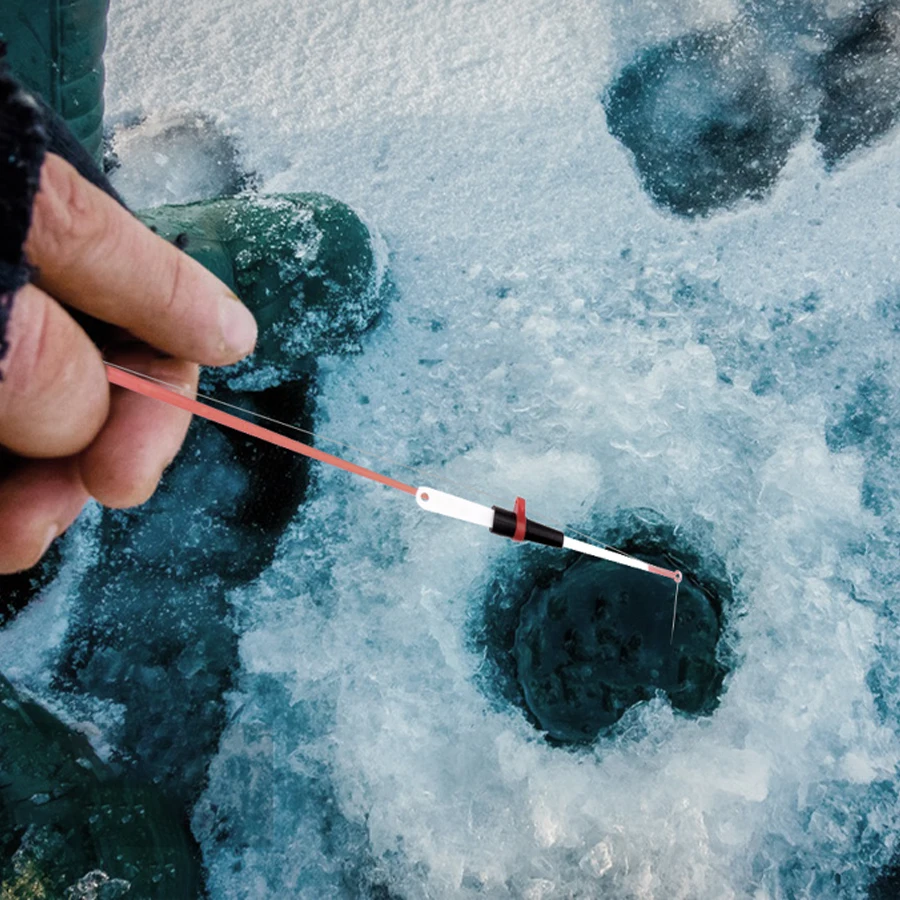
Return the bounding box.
[24,154,257,367]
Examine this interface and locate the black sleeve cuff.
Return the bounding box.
[0,63,126,368]
[0,69,47,368]
[0,70,47,300]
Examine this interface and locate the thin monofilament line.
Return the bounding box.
[670,579,680,644]
[105,362,645,561]
[106,362,487,497]
[106,363,417,495]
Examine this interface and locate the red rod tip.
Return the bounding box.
[648,564,682,582]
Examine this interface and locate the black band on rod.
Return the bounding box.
[490,507,565,548]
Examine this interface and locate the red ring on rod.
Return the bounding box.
[513,496,527,542]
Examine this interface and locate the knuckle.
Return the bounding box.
[161,249,189,320]
[26,155,109,269]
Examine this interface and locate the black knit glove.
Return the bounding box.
[0,69,47,364]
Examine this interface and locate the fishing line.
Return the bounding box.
[670,578,681,645]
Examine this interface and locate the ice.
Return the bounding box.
[5,0,900,896]
[0,506,100,687]
[107,0,900,894]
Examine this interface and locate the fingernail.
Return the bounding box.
[39,523,58,557]
[218,293,258,357]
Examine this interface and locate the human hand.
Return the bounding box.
[0,153,258,573]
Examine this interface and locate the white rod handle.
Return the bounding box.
[416,486,495,530]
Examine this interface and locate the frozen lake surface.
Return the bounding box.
[6,0,900,897]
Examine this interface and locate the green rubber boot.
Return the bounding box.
[0,0,108,163]
[137,193,390,373]
[0,674,202,898]
[0,1,390,367]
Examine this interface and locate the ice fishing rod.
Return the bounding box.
[104,362,683,585]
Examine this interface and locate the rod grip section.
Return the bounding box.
[491,507,565,548]
[416,487,495,529]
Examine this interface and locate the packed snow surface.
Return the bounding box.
[16,0,900,897]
